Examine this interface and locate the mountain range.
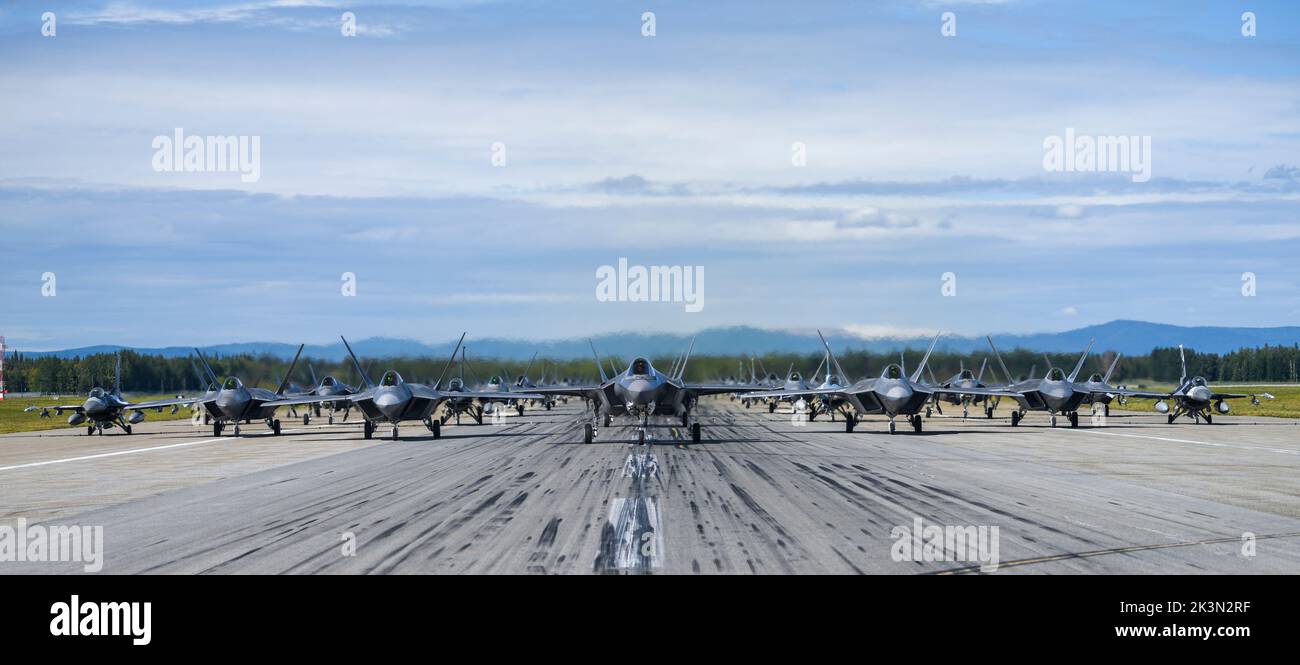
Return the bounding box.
[12,320,1300,361]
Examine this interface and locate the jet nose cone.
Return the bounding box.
[1189,386,1212,402]
[881,385,912,411]
[82,398,108,416]
[373,390,407,418]
[624,380,658,405]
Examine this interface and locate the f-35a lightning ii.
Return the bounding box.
[23,352,194,435]
[531,338,756,445]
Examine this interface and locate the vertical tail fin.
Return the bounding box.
[589,339,608,383]
[1067,337,1095,383]
[1102,353,1122,384]
[976,357,988,383]
[195,348,219,385]
[816,330,852,386]
[987,336,1015,386]
[909,332,941,384]
[113,351,122,396]
[431,333,466,390]
[341,337,374,389]
[1178,344,1188,383]
[274,344,305,396]
[675,336,696,381]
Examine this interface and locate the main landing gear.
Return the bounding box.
[424,417,441,439]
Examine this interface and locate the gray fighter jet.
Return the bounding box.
[761,362,818,414]
[962,337,1165,427]
[531,338,754,445]
[298,364,358,425]
[192,345,308,436]
[266,334,544,440]
[741,331,944,434]
[1076,354,1127,416]
[1152,345,1274,424]
[928,358,1002,419]
[23,352,194,435]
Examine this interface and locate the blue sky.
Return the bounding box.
[1,0,1298,350]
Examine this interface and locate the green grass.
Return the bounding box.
[1109,383,1300,419]
[0,394,197,435]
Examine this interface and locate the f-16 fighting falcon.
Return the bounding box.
[192,345,309,436]
[23,352,194,435]
[266,334,545,440]
[532,338,757,445]
[1152,345,1275,424]
[743,331,944,434]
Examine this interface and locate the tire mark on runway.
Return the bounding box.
[930,531,1300,574]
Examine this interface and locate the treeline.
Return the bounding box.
[4,343,1298,395]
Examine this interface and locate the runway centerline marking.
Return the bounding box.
[0,428,314,472]
[1058,427,1300,456]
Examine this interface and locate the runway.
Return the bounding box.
[3,400,1299,574]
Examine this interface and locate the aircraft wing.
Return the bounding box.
[528,385,604,398]
[261,394,342,408]
[739,387,846,400]
[24,404,84,413]
[1096,387,1171,400]
[124,396,198,411]
[1209,391,1274,402]
[685,383,767,397]
[435,389,547,401]
[928,386,1017,398]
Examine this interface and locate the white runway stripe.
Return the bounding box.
[1060,427,1300,456]
[0,428,311,472]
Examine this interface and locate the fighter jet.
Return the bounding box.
[739,356,782,409]
[512,353,556,411]
[23,352,194,435]
[928,358,1002,419]
[761,362,818,414]
[435,347,535,425]
[266,335,544,440]
[1151,345,1274,424]
[807,352,848,422]
[1075,353,1128,416]
[298,365,358,425]
[741,331,944,434]
[192,345,309,436]
[531,338,755,444]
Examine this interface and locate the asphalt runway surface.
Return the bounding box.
[3,399,1299,574]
